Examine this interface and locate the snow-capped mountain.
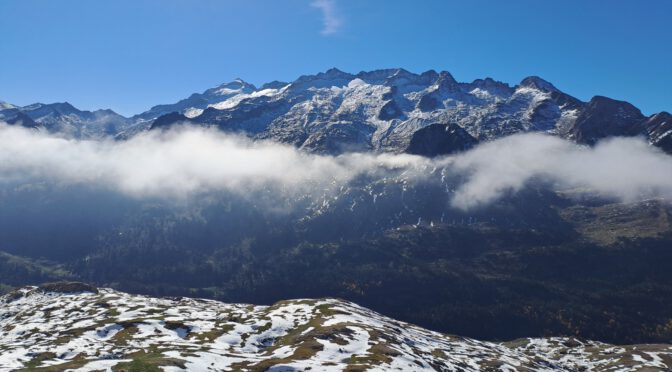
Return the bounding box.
[0,101,17,110]
[2,68,670,155]
[0,102,131,139]
[2,283,671,371]
[144,68,672,155]
[132,79,257,123]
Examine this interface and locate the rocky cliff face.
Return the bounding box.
[405,123,478,157]
[568,96,645,145]
[642,111,672,154]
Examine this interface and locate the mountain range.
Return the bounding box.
[2,69,672,358]
[1,68,670,155]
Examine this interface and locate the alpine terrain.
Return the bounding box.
[1,68,670,155]
[1,68,672,370]
[2,283,672,371]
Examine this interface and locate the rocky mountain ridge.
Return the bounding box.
[1,69,670,155]
[0,101,132,139]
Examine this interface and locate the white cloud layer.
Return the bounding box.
[0,124,424,199]
[449,133,672,209]
[311,0,342,35]
[0,123,671,210]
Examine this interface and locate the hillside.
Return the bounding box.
[1,284,671,371]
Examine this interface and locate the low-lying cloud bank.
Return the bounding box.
[0,123,671,210]
[450,134,672,209]
[0,124,426,198]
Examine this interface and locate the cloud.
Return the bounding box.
[311,0,343,35]
[449,133,672,209]
[0,123,426,199]
[0,123,671,211]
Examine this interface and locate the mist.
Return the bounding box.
[0,124,428,200]
[0,123,671,210]
[449,133,672,209]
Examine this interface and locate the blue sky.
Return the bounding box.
[0,0,670,116]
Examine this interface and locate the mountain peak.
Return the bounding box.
[420,69,439,79]
[355,68,409,83]
[21,101,80,115]
[391,67,413,77]
[50,102,80,114]
[149,112,191,130]
[436,71,459,90]
[324,67,346,75]
[261,80,289,90]
[468,77,513,96]
[314,67,354,80]
[210,79,256,94]
[587,95,642,115]
[0,100,17,110]
[292,68,354,89]
[568,95,645,144]
[519,76,559,92]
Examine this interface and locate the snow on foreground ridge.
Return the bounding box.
[1,285,671,371]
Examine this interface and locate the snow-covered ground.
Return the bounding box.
[1,285,671,371]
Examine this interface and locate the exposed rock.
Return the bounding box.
[519,76,559,92]
[5,111,39,129]
[642,111,672,154]
[406,123,478,157]
[149,112,192,130]
[569,96,645,145]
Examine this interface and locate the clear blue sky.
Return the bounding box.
[0,0,670,116]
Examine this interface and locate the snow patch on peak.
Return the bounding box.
[347,78,368,89]
[209,79,256,96]
[514,86,552,103]
[183,107,204,118]
[469,88,495,100]
[208,86,285,111]
[0,101,17,110]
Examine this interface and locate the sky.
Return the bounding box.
[0,0,670,116]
